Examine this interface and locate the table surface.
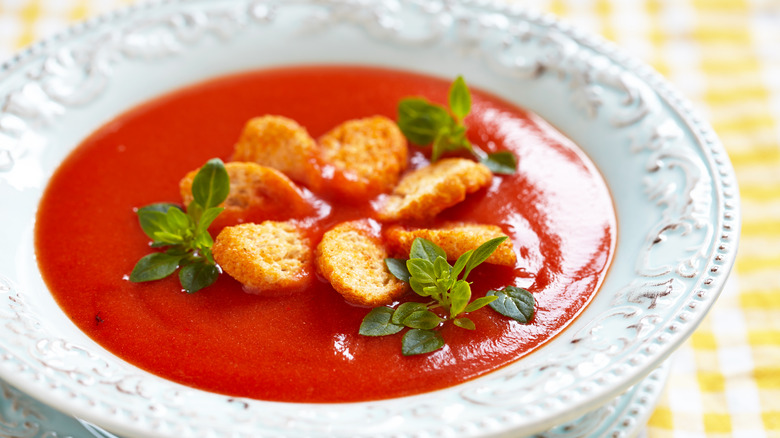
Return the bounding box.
[1,1,779,437]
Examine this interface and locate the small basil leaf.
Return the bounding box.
[448,75,471,121]
[487,286,535,323]
[451,249,473,279]
[179,259,219,293]
[401,329,444,356]
[359,307,404,336]
[402,310,442,330]
[449,280,471,318]
[462,236,508,279]
[431,131,449,162]
[433,256,451,279]
[166,206,191,233]
[397,98,450,146]
[453,317,476,330]
[151,231,185,245]
[137,210,170,241]
[192,158,230,209]
[410,278,432,296]
[406,258,436,283]
[463,295,498,313]
[410,238,447,263]
[197,207,224,233]
[385,258,411,282]
[481,151,517,175]
[129,253,183,282]
[392,302,427,325]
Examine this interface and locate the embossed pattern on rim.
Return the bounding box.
[0,1,739,437]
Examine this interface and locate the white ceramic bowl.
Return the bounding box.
[0,1,739,437]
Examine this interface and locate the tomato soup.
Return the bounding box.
[35,66,615,402]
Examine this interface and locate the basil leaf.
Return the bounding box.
[464,295,498,313]
[151,230,185,245]
[481,151,517,175]
[402,329,444,356]
[449,280,471,318]
[449,75,471,121]
[402,310,442,330]
[137,210,170,241]
[192,158,230,209]
[410,238,447,263]
[385,258,411,282]
[433,256,451,279]
[451,249,473,279]
[129,253,183,282]
[487,286,535,323]
[453,317,476,330]
[197,207,224,233]
[410,278,432,296]
[397,98,450,145]
[431,131,449,162]
[462,236,508,279]
[179,259,219,293]
[166,206,191,233]
[391,302,427,325]
[359,307,404,336]
[406,258,436,284]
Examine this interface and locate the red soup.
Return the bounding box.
[35,66,616,403]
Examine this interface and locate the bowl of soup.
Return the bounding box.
[0,1,739,436]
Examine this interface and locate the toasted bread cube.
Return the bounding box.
[378,158,492,221]
[385,223,517,266]
[213,221,313,293]
[314,116,408,199]
[180,161,309,214]
[316,220,407,306]
[233,116,318,184]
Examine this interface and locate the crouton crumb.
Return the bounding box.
[385,222,517,266]
[316,220,407,306]
[315,116,408,199]
[232,115,318,184]
[378,158,492,221]
[213,221,312,293]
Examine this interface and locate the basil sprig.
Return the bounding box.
[129,158,228,293]
[360,237,535,356]
[397,76,517,174]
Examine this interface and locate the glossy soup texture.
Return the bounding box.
[35,66,616,402]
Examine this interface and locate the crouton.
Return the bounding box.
[232,115,318,184]
[385,222,517,266]
[378,158,492,221]
[212,221,313,293]
[314,116,408,200]
[179,162,311,226]
[316,220,407,306]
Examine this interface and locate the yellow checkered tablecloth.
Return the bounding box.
[1,0,778,437]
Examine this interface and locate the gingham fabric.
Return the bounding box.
[1,1,778,437]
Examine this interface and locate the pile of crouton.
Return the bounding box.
[179,115,516,306]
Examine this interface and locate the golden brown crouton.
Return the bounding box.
[232,116,318,184]
[316,220,407,306]
[377,158,492,221]
[314,116,408,200]
[213,221,313,293]
[385,223,517,266]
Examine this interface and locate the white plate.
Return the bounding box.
[0,1,739,437]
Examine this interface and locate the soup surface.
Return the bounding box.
[35,66,615,402]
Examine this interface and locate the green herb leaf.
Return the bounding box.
[166,206,191,234]
[463,236,508,280]
[129,253,183,282]
[179,259,219,293]
[406,258,436,284]
[392,302,427,325]
[410,238,447,262]
[359,307,404,336]
[451,249,473,279]
[487,286,535,323]
[453,317,476,330]
[410,277,433,296]
[481,151,517,175]
[385,258,411,282]
[191,158,230,209]
[449,75,471,121]
[137,203,181,240]
[197,207,224,234]
[449,280,472,318]
[464,295,498,313]
[402,329,444,356]
[402,310,442,330]
[397,98,451,145]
